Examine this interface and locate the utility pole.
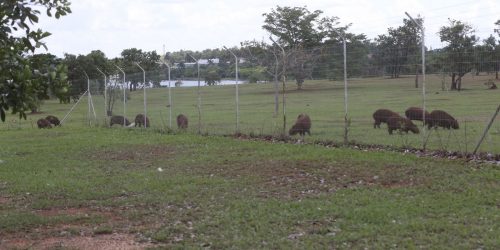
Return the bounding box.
[135,62,147,127]
[405,12,426,149]
[187,54,201,134]
[223,46,240,134]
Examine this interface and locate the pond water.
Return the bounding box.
[159,79,247,87]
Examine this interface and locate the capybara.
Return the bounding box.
[426,110,459,129]
[110,115,130,127]
[177,114,188,129]
[45,115,60,127]
[289,113,311,136]
[387,115,420,135]
[37,118,52,129]
[134,114,150,128]
[373,109,400,128]
[405,107,430,122]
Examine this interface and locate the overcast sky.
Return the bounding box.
[36,0,499,58]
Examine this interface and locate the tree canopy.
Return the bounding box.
[0,0,71,121]
[439,19,478,90]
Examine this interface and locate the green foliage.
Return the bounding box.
[439,19,478,90]
[262,6,359,89]
[374,17,422,79]
[239,66,266,83]
[0,0,71,121]
[204,69,221,86]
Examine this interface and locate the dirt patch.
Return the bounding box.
[0,196,11,205]
[89,144,176,162]
[35,207,119,222]
[208,158,422,200]
[1,233,154,250]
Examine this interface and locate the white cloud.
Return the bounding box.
[34,0,500,58]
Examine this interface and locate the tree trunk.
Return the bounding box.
[451,73,457,90]
[457,76,462,91]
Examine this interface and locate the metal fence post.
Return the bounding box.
[135,62,147,128]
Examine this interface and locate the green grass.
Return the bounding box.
[0,127,499,248]
[1,74,499,153]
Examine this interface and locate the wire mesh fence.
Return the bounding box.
[1,43,499,155]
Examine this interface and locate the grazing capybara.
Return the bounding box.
[289,113,311,136]
[110,115,130,127]
[387,115,420,135]
[37,118,52,129]
[426,110,459,129]
[177,114,188,129]
[45,115,60,127]
[373,109,400,128]
[134,114,150,128]
[405,107,430,122]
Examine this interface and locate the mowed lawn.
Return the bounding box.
[2,74,499,153]
[0,127,499,249]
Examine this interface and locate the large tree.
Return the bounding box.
[0,0,71,121]
[439,19,478,91]
[119,48,162,90]
[262,6,347,89]
[374,17,422,82]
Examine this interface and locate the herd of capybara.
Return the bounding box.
[373,107,459,134]
[35,109,458,137]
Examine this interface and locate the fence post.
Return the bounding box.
[114,64,126,127]
[405,12,426,150]
[342,36,349,145]
[135,62,147,128]
[473,104,500,155]
[187,54,201,134]
[223,46,240,134]
[96,67,108,126]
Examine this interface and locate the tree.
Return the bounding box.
[241,39,283,116]
[27,53,69,110]
[120,48,162,90]
[262,6,347,89]
[439,19,478,91]
[0,0,71,121]
[494,20,500,79]
[374,17,422,82]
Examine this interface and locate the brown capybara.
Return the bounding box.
[405,107,430,122]
[110,115,130,127]
[37,118,52,129]
[387,115,420,135]
[289,113,311,136]
[426,110,459,129]
[134,114,150,128]
[373,109,400,128]
[177,114,188,129]
[45,115,60,127]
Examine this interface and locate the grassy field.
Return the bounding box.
[0,127,499,249]
[1,74,498,153]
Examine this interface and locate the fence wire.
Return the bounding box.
[2,44,499,155]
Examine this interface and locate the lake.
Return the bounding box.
[159,79,247,87]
